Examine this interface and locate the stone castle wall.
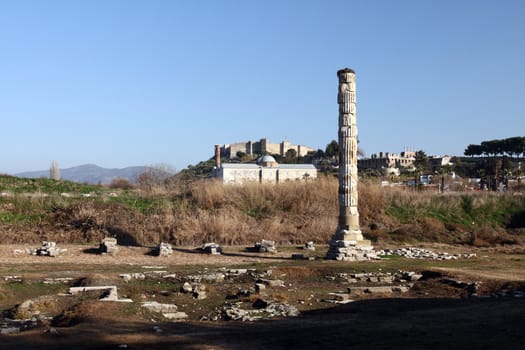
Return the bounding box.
[221,138,314,159]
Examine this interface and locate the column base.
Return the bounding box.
[333,228,364,242]
[326,229,378,261]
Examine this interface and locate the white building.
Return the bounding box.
[213,155,317,184]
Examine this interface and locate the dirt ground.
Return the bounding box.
[1,244,295,266]
[2,298,524,350]
[1,243,525,349]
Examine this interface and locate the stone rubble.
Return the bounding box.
[2,261,524,333]
[43,277,74,284]
[225,268,249,276]
[0,317,49,334]
[1,326,21,334]
[180,282,207,299]
[184,272,225,284]
[12,297,53,319]
[4,275,23,283]
[322,270,419,303]
[348,285,410,295]
[26,241,67,257]
[220,300,299,322]
[143,270,168,276]
[120,273,146,282]
[379,247,477,260]
[328,270,422,284]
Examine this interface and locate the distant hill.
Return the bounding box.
[15,164,149,184]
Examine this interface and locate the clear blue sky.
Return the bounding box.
[1,0,524,174]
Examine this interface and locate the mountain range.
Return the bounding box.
[15,164,150,184]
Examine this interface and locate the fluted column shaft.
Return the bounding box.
[336,68,362,240]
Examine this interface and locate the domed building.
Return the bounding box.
[257,155,278,167]
[212,146,317,184]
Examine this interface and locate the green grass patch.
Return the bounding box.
[0,212,45,224]
[0,175,103,195]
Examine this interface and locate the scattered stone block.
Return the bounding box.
[141,302,187,320]
[254,240,277,253]
[202,242,222,255]
[181,282,193,293]
[347,286,368,295]
[227,269,248,275]
[4,275,23,283]
[265,302,300,317]
[141,301,178,314]
[185,272,225,283]
[157,242,173,257]
[163,312,189,321]
[68,286,132,302]
[120,273,146,282]
[257,278,285,287]
[392,286,410,293]
[304,241,316,251]
[34,241,66,257]
[1,327,20,334]
[181,282,207,299]
[347,285,409,295]
[99,237,118,255]
[378,275,395,283]
[193,290,207,300]
[255,283,266,293]
[366,286,395,294]
[43,277,74,284]
[328,292,352,301]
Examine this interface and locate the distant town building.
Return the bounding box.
[220,138,315,159]
[212,146,317,184]
[359,150,456,176]
[429,155,453,171]
[358,150,416,175]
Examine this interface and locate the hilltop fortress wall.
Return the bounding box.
[221,138,314,159]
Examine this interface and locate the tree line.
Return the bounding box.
[464,137,525,158]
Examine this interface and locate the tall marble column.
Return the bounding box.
[327,68,374,261]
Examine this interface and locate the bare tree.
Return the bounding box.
[137,163,177,195]
[50,160,60,180]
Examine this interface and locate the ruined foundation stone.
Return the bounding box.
[326,68,375,261]
[99,237,119,255]
[34,241,66,257]
[202,242,222,255]
[304,241,315,251]
[254,240,277,253]
[157,242,173,257]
